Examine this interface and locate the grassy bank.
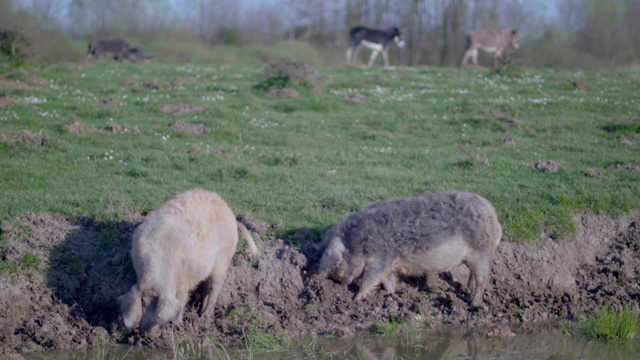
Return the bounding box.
[1,62,639,243]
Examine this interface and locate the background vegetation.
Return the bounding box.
[1,0,639,68]
[1,0,639,244]
[1,61,639,243]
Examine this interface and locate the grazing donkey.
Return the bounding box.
[347,26,405,67]
[461,29,520,69]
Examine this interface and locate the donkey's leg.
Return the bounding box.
[346,46,356,65]
[493,51,502,69]
[471,49,479,67]
[461,49,474,67]
[382,49,390,67]
[367,49,380,67]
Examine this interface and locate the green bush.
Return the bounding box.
[0,29,30,65]
[254,57,318,91]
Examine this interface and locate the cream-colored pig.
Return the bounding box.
[118,189,258,333]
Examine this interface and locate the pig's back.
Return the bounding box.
[339,191,499,253]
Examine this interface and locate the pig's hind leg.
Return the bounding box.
[465,251,493,307]
[354,260,392,301]
[381,272,397,294]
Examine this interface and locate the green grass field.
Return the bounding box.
[1,61,639,243]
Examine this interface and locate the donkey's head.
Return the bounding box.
[388,26,405,48]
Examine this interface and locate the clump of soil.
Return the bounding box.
[344,93,367,103]
[479,109,524,125]
[170,120,210,134]
[609,164,640,173]
[105,122,123,133]
[531,160,562,173]
[236,213,270,236]
[458,154,490,167]
[573,81,589,91]
[0,96,21,107]
[160,104,207,114]
[96,98,121,106]
[11,130,51,149]
[267,88,300,98]
[0,80,29,89]
[1,210,640,356]
[585,168,604,178]
[619,135,634,145]
[27,76,49,86]
[64,121,87,133]
[502,137,521,146]
[170,77,200,89]
[144,81,160,90]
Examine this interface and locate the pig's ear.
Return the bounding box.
[317,237,345,274]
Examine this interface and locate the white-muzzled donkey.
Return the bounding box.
[346,26,405,67]
[461,28,520,69]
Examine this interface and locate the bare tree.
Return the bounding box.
[441,0,466,66]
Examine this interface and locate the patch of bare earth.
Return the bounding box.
[103,122,140,134]
[573,81,589,91]
[531,160,562,173]
[144,81,161,90]
[170,77,200,89]
[609,164,640,173]
[27,76,50,86]
[64,121,87,133]
[458,154,490,166]
[502,137,521,146]
[2,211,640,355]
[0,96,21,107]
[160,104,207,114]
[479,109,524,126]
[267,88,300,98]
[584,168,604,178]
[0,80,29,89]
[170,120,210,134]
[619,135,634,145]
[11,130,51,149]
[344,93,367,103]
[96,98,121,106]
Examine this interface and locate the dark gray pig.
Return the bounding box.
[317,190,502,306]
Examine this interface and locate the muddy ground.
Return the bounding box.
[1,210,639,356]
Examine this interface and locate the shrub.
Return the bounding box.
[0,29,30,65]
[254,57,318,91]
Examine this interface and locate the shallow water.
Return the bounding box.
[32,324,640,360]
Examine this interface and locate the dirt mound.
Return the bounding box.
[0,96,21,107]
[267,88,300,98]
[343,93,367,103]
[531,160,563,173]
[96,98,121,106]
[160,104,207,114]
[170,120,210,134]
[1,211,639,355]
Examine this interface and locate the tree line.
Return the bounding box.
[2,0,639,68]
